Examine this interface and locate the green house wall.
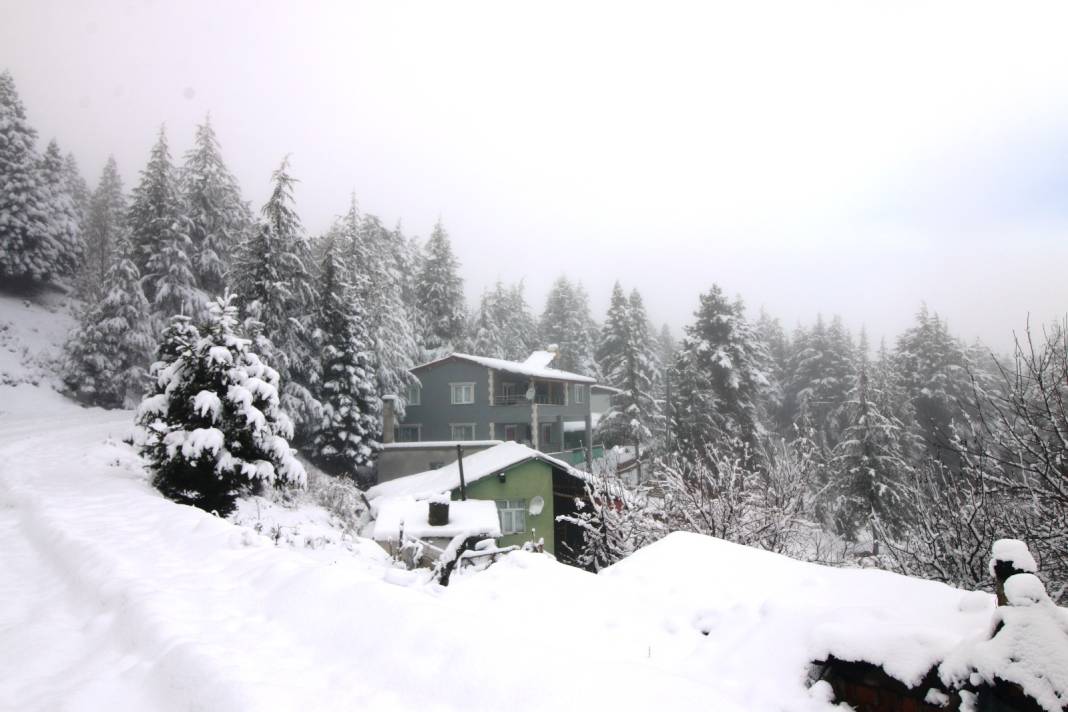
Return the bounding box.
[451,460,557,554]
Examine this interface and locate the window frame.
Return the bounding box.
[540,422,552,447]
[574,384,585,404]
[496,499,528,535]
[395,423,421,442]
[449,422,476,441]
[405,383,421,406]
[450,382,476,405]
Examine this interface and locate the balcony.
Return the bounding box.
[491,393,566,406]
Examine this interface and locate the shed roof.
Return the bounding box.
[411,352,597,384]
[371,496,502,541]
[366,441,588,500]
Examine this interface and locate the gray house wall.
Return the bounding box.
[401,358,592,452]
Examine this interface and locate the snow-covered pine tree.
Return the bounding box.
[136,296,306,515]
[311,237,382,474]
[755,308,790,431]
[415,219,466,353]
[62,236,153,408]
[596,284,662,449]
[539,276,600,377]
[783,315,856,450]
[231,158,319,438]
[892,305,973,459]
[62,152,90,231]
[79,156,127,299]
[829,330,913,540]
[128,126,201,321]
[37,139,84,284]
[670,285,769,459]
[180,116,250,296]
[467,280,539,361]
[0,71,57,290]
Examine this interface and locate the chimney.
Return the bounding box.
[428,494,450,526]
[990,539,1038,606]
[382,395,397,444]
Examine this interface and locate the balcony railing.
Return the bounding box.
[491,394,566,406]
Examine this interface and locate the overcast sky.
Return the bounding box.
[3,0,1067,351]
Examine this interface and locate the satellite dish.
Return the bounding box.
[529,496,545,516]
[525,386,536,401]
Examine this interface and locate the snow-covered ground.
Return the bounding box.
[0,293,1059,711]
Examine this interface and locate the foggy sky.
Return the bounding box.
[3,0,1068,353]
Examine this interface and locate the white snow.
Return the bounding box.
[1,300,1065,712]
[366,441,587,500]
[413,351,597,383]
[940,574,1068,712]
[522,349,558,369]
[990,538,1039,575]
[371,496,502,541]
[380,439,502,450]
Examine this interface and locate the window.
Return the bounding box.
[405,383,421,406]
[496,499,528,534]
[450,423,476,440]
[503,424,519,442]
[574,384,585,404]
[450,382,475,404]
[396,424,421,442]
[541,423,552,446]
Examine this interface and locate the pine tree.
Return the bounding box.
[893,304,971,458]
[136,296,306,515]
[755,308,790,431]
[62,152,90,231]
[784,315,856,449]
[181,116,250,296]
[467,280,539,361]
[62,237,153,408]
[128,126,200,321]
[539,276,600,377]
[595,285,662,449]
[231,158,319,437]
[415,219,466,353]
[829,330,913,540]
[312,239,382,473]
[671,285,769,459]
[37,139,84,283]
[0,71,60,289]
[80,156,127,299]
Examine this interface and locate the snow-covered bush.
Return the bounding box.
[135,295,305,515]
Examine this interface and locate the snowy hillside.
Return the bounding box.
[0,386,1004,711]
[0,291,75,388]
[1,294,1064,712]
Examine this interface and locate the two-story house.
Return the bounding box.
[378,349,598,481]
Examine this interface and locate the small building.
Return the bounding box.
[371,496,502,567]
[377,349,600,481]
[366,441,590,563]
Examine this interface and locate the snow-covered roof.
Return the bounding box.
[523,350,558,369]
[381,440,502,451]
[591,384,623,394]
[371,496,502,541]
[411,352,596,384]
[366,441,587,500]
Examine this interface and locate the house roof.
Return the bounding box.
[523,350,558,369]
[411,352,597,384]
[371,496,502,541]
[366,441,589,500]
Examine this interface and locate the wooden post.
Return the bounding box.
[456,444,467,501]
